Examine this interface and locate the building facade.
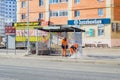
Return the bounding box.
[5,0,17,25]
[17,0,120,47]
[0,0,17,46]
[0,0,5,37]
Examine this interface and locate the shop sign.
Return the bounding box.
[16,30,48,36]
[5,27,16,35]
[14,22,40,27]
[68,18,111,25]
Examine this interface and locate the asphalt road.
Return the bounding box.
[0,58,120,80]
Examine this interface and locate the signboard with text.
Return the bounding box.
[16,30,48,36]
[5,27,16,35]
[14,22,40,27]
[68,18,111,25]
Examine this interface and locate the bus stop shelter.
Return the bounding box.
[33,26,85,58]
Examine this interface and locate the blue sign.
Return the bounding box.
[68,18,111,25]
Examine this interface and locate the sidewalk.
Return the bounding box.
[0,48,120,65]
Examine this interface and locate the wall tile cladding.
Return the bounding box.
[19,0,108,23]
[72,0,106,19]
[114,0,120,21]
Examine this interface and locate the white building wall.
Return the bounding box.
[82,24,111,47]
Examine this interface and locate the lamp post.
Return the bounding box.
[26,0,30,55]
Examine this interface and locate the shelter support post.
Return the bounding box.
[36,29,38,55]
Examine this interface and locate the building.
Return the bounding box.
[0,0,5,37]
[5,0,17,25]
[0,0,17,47]
[17,0,120,48]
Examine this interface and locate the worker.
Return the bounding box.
[69,43,78,55]
[42,35,47,47]
[61,37,68,57]
[42,35,47,43]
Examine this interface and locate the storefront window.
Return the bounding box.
[112,23,120,32]
[89,28,94,37]
[116,23,120,31]
[98,24,104,36]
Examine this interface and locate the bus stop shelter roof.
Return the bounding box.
[35,27,85,32]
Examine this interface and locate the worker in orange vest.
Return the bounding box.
[42,35,47,47]
[61,37,68,57]
[69,43,78,55]
[42,35,47,43]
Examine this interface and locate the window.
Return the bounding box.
[59,0,68,3]
[75,0,80,4]
[49,0,52,4]
[13,2,15,4]
[98,8,104,16]
[50,11,58,17]
[112,23,116,32]
[21,1,26,8]
[39,13,44,19]
[89,29,95,37]
[98,28,104,36]
[59,11,68,16]
[116,23,120,31]
[50,10,68,17]
[39,0,44,6]
[97,0,104,2]
[74,10,80,17]
[112,23,120,32]
[98,24,104,36]
[49,0,59,4]
[49,0,68,4]
[21,14,26,19]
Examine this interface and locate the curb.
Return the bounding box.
[23,55,120,65]
[0,54,120,65]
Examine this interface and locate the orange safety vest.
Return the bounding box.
[42,37,47,43]
[73,43,78,49]
[61,39,68,46]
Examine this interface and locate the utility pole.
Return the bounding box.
[26,0,30,55]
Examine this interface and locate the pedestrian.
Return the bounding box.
[42,35,47,43]
[42,35,47,47]
[61,37,68,57]
[69,43,78,55]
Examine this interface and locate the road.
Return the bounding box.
[0,57,120,80]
